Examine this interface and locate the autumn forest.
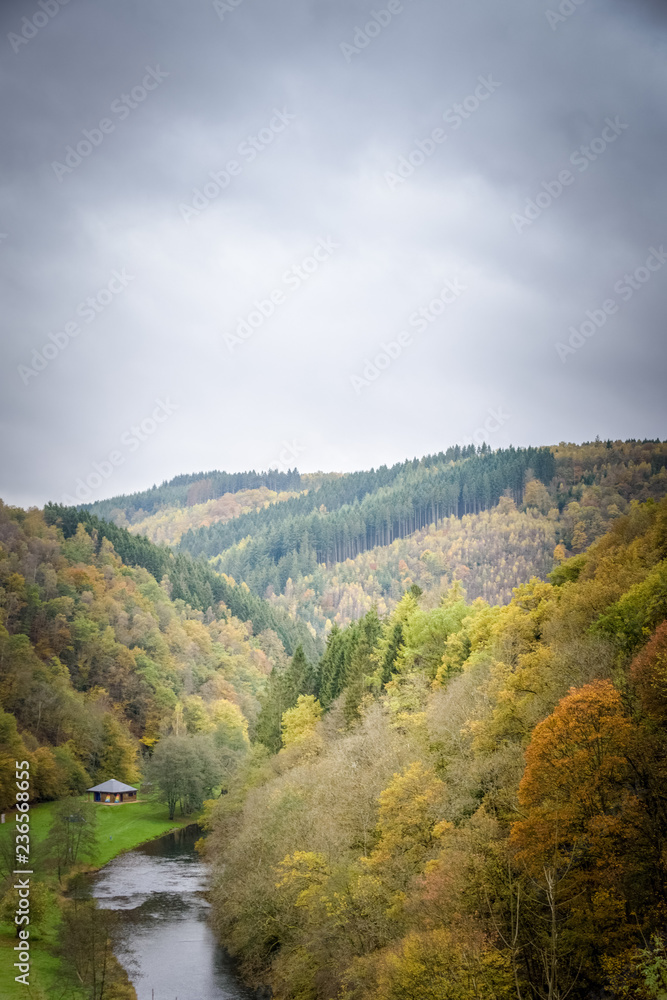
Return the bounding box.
[2,438,667,999]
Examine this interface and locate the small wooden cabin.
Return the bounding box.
[87,779,138,804]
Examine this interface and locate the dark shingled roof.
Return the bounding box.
[87,779,137,793]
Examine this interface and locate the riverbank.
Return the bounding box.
[90,823,255,1000]
[0,797,200,997]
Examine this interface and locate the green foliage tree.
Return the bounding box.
[98,716,140,786]
[344,608,382,722]
[318,623,347,707]
[1,881,50,939]
[148,733,221,820]
[255,645,315,751]
[45,799,98,883]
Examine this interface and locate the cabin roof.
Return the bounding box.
[87,779,137,793]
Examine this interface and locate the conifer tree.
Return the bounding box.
[318,624,346,707]
[343,608,381,722]
[255,645,315,751]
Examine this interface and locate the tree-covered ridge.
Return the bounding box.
[43,504,318,660]
[115,486,302,546]
[0,502,284,812]
[84,444,489,528]
[81,466,303,522]
[186,446,557,586]
[203,495,667,1000]
[190,441,667,611]
[266,498,558,633]
[262,442,667,634]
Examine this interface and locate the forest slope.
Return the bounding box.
[217,440,667,634]
[264,499,558,631]
[43,504,318,659]
[203,495,667,1000]
[0,502,297,812]
[117,486,302,547]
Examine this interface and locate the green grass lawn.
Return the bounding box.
[0,796,194,868]
[0,896,72,1000]
[0,797,199,997]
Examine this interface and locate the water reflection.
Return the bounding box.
[91,825,255,1000]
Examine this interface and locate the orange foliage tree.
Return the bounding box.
[510,681,643,993]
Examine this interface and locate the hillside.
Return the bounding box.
[203,440,667,633]
[182,445,557,583]
[43,504,318,659]
[116,486,302,547]
[263,499,558,631]
[82,466,303,523]
[0,501,291,812]
[203,495,667,1000]
[1,440,667,1000]
[79,440,667,638]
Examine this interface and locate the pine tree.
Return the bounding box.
[284,645,315,704]
[343,608,381,722]
[318,624,346,706]
[254,667,285,753]
[378,621,404,686]
[255,646,315,751]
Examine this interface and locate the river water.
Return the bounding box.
[90,825,255,1000]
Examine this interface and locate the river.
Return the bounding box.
[90,825,256,1000]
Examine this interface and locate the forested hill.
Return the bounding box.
[179,445,556,575]
[61,441,667,641]
[42,504,318,660]
[0,500,293,812]
[203,495,667,1000]
[179,441,667,606]
[82,443,493,527]
[82,466,303,522]
[263,440,667,633]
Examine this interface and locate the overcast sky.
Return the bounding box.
[1,0,666,508]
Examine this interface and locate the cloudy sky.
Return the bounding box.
[1,0,666,508]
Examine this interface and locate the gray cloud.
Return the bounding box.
[1,0,666,507]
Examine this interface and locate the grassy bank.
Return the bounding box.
[0,797,198,998]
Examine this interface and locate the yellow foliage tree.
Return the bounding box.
[281,695,322,749]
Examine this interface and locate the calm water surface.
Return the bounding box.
[91,825,255,1000]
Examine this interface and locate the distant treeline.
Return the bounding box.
[43,504,318,659]
[81,467,303,521]
[180,447,557,595]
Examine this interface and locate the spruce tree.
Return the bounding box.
[343,608,381,723]
[318,625,346,706]
[379,621,404,686]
